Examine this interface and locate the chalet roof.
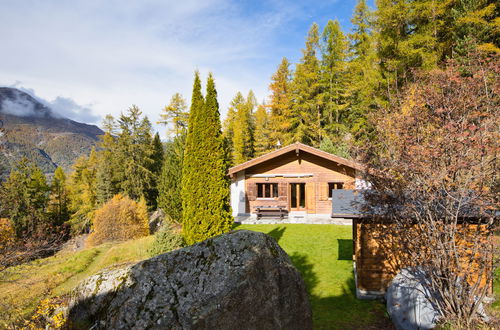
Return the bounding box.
[228,142,365,176]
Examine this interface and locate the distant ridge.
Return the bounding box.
[0,87,104,176]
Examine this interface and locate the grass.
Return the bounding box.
[235,224,390,329]
[0,235,154,326]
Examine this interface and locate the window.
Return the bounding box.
[257,183,278,198]
[328,182,344,198]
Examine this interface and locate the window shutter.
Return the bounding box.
[247,182,257,201]
[278,182,287,201]
[319,182,328,201]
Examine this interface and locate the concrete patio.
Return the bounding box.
[235,212,352,225]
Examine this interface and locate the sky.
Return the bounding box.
[0,0,374,139]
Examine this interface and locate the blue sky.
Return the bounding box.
[0,0,375,138]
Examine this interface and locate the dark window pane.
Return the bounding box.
[299,183,305,208]
[272,183,278,198]
[329,182,344,198]
[291,183,297,208]
[257,183,263,198]
[265,183,271,197]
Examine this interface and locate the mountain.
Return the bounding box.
[0,87,103,176]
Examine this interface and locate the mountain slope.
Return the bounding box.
[0,87,103,175]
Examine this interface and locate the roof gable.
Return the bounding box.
[228,142,364,176]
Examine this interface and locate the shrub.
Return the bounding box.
[148,224,184,257]
[87,194,149,247]
[0,218,14,250]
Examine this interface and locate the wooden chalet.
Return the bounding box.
[228,142,366,218]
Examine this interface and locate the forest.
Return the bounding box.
[0,1,498,326]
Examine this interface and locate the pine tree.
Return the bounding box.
[1,159,50,237]
[182,72,232,245]
[253,104,272,156]
[147,132,164,209]
[117,106,155,203]
[268,57,293,146]
[290,23,323,146]
[96,118,120,205]
[157,132,185,223]
[49,166,70,226]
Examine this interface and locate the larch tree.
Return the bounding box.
[48,166,70,226]
[253,104,272,156]
[268,57,293,146]
[232,91,255,164]
[320,19,350,140]
[348,0,382,144]
[158,93,189,138]
[290,23,323,146]
[182,72,232,245]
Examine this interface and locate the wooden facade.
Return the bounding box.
[228,143,364,216]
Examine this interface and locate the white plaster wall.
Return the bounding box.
[230,170,247,216]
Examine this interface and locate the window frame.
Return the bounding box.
[256,182,279,199]
[328,182,344,199]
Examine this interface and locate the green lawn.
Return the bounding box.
[235,224,390,329]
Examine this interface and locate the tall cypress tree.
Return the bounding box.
[182,72,232,245]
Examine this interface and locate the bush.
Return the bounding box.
[87,194,149,247]
[148,224,184,257]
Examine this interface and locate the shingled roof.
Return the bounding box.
[228,142,365,176]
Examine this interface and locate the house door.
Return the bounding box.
[290,183,306,211]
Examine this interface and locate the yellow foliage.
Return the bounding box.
[87,194,149,247]
[0,218,15,250]
[24,297,67,329]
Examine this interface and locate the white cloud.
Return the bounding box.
[0,0,339,138]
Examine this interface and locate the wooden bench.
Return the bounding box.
[255,206,288,220]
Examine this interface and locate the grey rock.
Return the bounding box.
[386,268,441,330]
[149,209,166,234]
[68,230,312,330]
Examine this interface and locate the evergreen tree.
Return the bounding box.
[253,104,272,156]
[49,166,70,226]
[117,106,155,203]
[147,132,164,209]
[1,159,50,237]
[96,117,120,205]
[320,19,350,139]
[290,23,323,146]
[182,72,232,245]
[157,132,185,223]
[348,0,382,143]
[268,57,293,146]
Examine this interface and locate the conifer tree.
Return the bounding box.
[232,91,255,164]
[348,0,382,143]
[49,166,70,226]
[268,57,293,146]
[320,19,350,139]
[158,93,189,138]
[290,23,323,146]
[157,132,185,223]
[96,117,119,205]
[182,72,232,245]
[253,104,272,156]
[147,132,164,209]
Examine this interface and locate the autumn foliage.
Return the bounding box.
[361,53,498,326]
[87,194,149,247]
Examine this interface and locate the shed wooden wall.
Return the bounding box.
[354,221,493,294]
[244,151,356,214]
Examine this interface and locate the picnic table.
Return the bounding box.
[255,206,288,220]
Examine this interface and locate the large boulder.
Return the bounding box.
[68,230,312,330]
[386,268,441,330]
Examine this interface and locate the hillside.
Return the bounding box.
[0,88,103,175]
